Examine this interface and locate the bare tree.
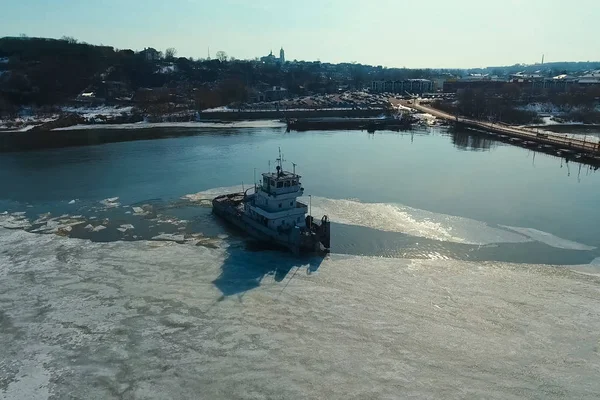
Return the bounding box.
[165,47,177,60]
[216,51,228,62]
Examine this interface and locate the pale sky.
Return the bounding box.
[2,0,599,68]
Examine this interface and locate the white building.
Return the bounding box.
[578,70,600,85]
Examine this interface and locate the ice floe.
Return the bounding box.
[500,226,596,251]
[100,197,120,208]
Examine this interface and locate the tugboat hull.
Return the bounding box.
[212,193,330,255]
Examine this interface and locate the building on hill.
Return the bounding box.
[578,70,600,85]
[260,48,286,65]
[265,86,288,101]
[548,74,577,91]
[260,50,278,64]
[140,48,161,61]
[248,88,266,103]
[371,79,433,94]
[75,91,103,104]
[442,72,597,93]
[118,49,135,57]
[443,75,506,93]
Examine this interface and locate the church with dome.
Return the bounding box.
[260,47,285,65]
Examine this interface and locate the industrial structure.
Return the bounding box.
[443,71,600,93]
[371,79,434,95]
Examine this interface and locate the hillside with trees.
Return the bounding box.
[0,36,443,116]
[2,36,599,124]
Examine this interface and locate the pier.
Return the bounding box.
[403,100,600,165]
[286,116,414,132]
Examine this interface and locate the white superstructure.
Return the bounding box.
[244,151,308,232]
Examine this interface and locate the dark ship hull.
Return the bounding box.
[286,116,415,132]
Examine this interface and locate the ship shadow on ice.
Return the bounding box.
[212,242,324,297]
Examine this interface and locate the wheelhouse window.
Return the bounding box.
[277,181,283,188]
[291,180,297,186]
[284,181,291,187]
[270,180,275,186]
[263,177,269,186]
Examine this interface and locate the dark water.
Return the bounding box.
[1,125,599,265]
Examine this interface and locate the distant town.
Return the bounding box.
[1,35,600,131]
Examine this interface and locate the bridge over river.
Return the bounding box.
[400,99,600,165]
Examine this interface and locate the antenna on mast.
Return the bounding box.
[278,147,282,169]
[276,147,286,169]
[275,147,287,177]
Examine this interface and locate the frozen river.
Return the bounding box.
[1,125,600,398]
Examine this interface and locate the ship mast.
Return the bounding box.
[278,147,282,169]
[276,147,286,176]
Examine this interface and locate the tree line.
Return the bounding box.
[0,36,449,114]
